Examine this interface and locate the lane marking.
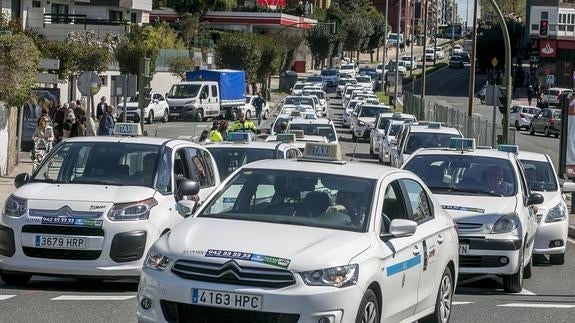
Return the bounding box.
[0,295,16,301]
[568,238,575,245]
[497,303,575,309]
[51,295,135,301]
[452,301,474,305]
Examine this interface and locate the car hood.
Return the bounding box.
[15,182,156,204]
[358,117,376,125]
[162,217,372,271]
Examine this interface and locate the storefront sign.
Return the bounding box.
[540,40,557,58]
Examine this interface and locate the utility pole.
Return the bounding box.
[394,0,402,108]
[467,0,478,137]
[382,0,390,95]
[434,10,438,65]
[421,0,429,99]
[410,0,416,78]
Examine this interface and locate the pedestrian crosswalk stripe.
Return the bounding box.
[0,295,16,301]
[51,295,135,301]
[497,303,575,309]
[452,301,474,305]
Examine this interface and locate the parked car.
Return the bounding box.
[529,108,562,137]
[509,105,540,130]
[542,88,573,106]
[400,55,417,70]
[452,44,463,54]
[116,92,169,124]
[460,51,471,63]
[434,47,445,59]
[424,48,436,61]
[240,95,271,120]
[338,63,356,77]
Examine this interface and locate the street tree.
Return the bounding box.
[0,33,40,107]
[168,56,196,81]
[305,24,334,69]
[255,36,286,96]
[214,32,261,84]
[67,31,119,73]
[342,13,373,60]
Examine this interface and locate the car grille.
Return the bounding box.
[22,225,104,236]
[170,106,185,111]
[29,208,102,219]
[171,259,296,288]
[459,255,506,267]
[22,247,101,260]
[456,222,484,231]
[160,301,300,323]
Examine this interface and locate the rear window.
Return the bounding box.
[341,65,354,70]
[521,107,539,115]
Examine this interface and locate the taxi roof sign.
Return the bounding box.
[113,123,142,136]
[448,137,476,150]
[289,129,305,139]
[392,112,403,118]
[276,133,296,143]
[498,144,519,154]
[427,122,442,129]
[227,132,253,142]
[290,111,302,117]
[302,142,343,162]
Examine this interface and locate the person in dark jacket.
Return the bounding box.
[98,105,115,136]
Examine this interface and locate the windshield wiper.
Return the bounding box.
[429,186,503,197]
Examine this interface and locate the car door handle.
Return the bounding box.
[437,234,444,244]
[412,245,421,255]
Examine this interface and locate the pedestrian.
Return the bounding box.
[96,96,108,121]
[229,112,257,133]
[62,103,76,139]
[278,121,288,134]
[72,104,87,137]
[527,85,535,106]
[53,103,68,142]
[210,120,228,142]
[253,92,266,126]
[97,105,115,136]
[400,42,405,53]
[32,116,55,144]
[198,129,211,144]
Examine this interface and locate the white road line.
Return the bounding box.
[0,295,16,301]
[497,303,575,309]
[452,301,474,305]
[568,238,575,245]
[51,295,135,301]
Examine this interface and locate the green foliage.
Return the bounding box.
[172,0,235,14]
[168,56,196,81]
[114,26,164,75]
[279,35,303,73]
[255,36,286,84]
[342,13,373,53]
[367,12,386,53]
[305,25,334,67]
[214,32,261,84]
[0,33,40,107]
[175,13,212,54]
[334,0,373,13]
[67,31,119,73]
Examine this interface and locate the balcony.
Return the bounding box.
[40,13,131,41]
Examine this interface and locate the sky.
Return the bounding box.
[456,0,474,25]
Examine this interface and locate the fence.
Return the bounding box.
[402,91,495,147]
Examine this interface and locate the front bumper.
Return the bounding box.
[458,236,523,275]
[137,268,363,323]
[169,106,197,119]
[533,218,568,255]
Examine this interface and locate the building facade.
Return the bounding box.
[529,0,575,88]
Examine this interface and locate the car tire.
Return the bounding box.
[421,266,454,323]
[529,124,535,135]
[263,110,269,120]
[1,273,31,286]
[524,254,533,279]
[550,253,565,265]
[195,109,204,122]
[146,110,154,124]
[354,289,380,323]
[503,249,524,293]
[515,121,520,131]
[162,109,168,123]
[544,127,550,137]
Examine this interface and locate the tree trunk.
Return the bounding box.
[370,51,374,63]
[356,51,360,61]
[377,47,380,61]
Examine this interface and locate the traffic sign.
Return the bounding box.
[77,72,102,96]
[491,57,498,67]
[36,73,58,84]
[39,58,60,70]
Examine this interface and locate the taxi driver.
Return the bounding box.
[483,165,513,196]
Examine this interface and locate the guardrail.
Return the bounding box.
[43,14,129,26]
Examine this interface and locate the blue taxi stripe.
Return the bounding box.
[386,255,421,277]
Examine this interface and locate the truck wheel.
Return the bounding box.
[162,109,168,123]
[195,109,204,122]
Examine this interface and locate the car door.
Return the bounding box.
[378,179,422,322]
[532,111,543,132]
[514,157,537,254]
[209,84,220,116]
[156,93,168,117]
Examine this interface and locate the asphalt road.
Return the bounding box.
[0,71,572,323]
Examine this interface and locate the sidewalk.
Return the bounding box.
[0,152,32,208]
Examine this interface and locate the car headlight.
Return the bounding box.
[4,195,27,217]
[546,203,567,223]
[491,213,519,233]
[144,249,172,271]
[107,197,158,221]
[299,264,358,288]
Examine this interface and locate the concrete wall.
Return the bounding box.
[0,102,18,176]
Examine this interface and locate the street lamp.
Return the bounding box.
[394,0,403,109]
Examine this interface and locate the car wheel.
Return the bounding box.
[529,124,535,135]
[354,289,379,323]
[195,109,204,122]
[550,253,565,265]
[263,109,269,120]
[162,109,168,123]
[1,273,32,286]
[245,110,251,120]
[229,110,238,121]
[146,111,154,124]
[544,127,550,137]
[421,266,453,323]
[503,248,524,293]
[524,254,533,279]
[515,121,520,130]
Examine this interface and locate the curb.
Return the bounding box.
[569,226,575,239]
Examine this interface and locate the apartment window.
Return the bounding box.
[51,3,69,23]
[541,11,549,19]
[532,24,539,31]
[99,76,108,87]
[32,1,41,8]
[131,12,137,23]
[109,10,123,22]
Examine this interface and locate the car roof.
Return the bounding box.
[408,124,461,134]
[64,136,188,148]
[205,141,296,151]
[289,118,333,125]
[517,150,549,162]
[245,159,406,180]
[411,147,515,160]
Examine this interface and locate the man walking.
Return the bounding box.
[253,93,266,126]
[98,105,115,136]
[527,85,535,106]
[96,96,108,121]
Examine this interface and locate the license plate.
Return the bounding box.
[191,288,262,311]
[35,235,87,249]
[459,244,470,255]
[170,113,179,116]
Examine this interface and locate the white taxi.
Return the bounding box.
[266,130,329,152]
[137,142,459,323]
[390,122,463,168]
[343,99,364,128]
[369,112,416,157]
[336,78,357,98]
[287,118,338,143]
[240,96,270,121]
[519,151,575,265]
[403,140,543,293]
[0,124,220,285]
[352,104,393,141]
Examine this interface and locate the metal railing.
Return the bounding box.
[43,13,130,26]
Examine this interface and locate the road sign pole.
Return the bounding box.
[394,0,402,109]
[491,58,498,147]
[123,75,128,123]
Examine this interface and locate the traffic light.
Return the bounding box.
[540,20,548,37]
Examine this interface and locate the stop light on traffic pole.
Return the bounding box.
[540,20,548,37]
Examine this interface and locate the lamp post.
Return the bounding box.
[382,0,390,95]
[410,0,416,79]
[394,0,402,108]
[421,0,428,99]
[467,0,478,137]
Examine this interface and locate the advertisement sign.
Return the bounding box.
[540,40,557,58]
[21,88,60,149]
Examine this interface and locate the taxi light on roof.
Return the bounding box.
[289,129,305,139]
[392,112,403,118]
[227,132,253,142]
[113,123,142,136]
[427,122,442,129]
[276,133,296,143]
[303,142,342,161]
[291,111,302,117]
[498,144,519,154]
[449,138,476,150]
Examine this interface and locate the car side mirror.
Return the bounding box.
[14,173,30,188]
[527,192,544,206]
[176,179,200,202]
[562,182,575,193]
[381,219,417,239]
[152,99,159,104]
[176,200,197,218]
[165,92,169,98]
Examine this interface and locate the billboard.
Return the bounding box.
[21,88,60,149]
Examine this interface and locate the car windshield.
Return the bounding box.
[403,132,461,154]
[321,70,337,76]
[404,155,517,197]
[198,169,375,232]
[167,84,201,98]
[207,147,277,179]
[284,97,314,106]
[520,159,558,192]
[310,91,325,99]
[293,84,306,90]
[287,124,337,142]
[356,76,371,83]
[426,49,434,54]
[32,142,161,187]
[389,124,402,136]
[307,76,323,82]
[360,106,391,118]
